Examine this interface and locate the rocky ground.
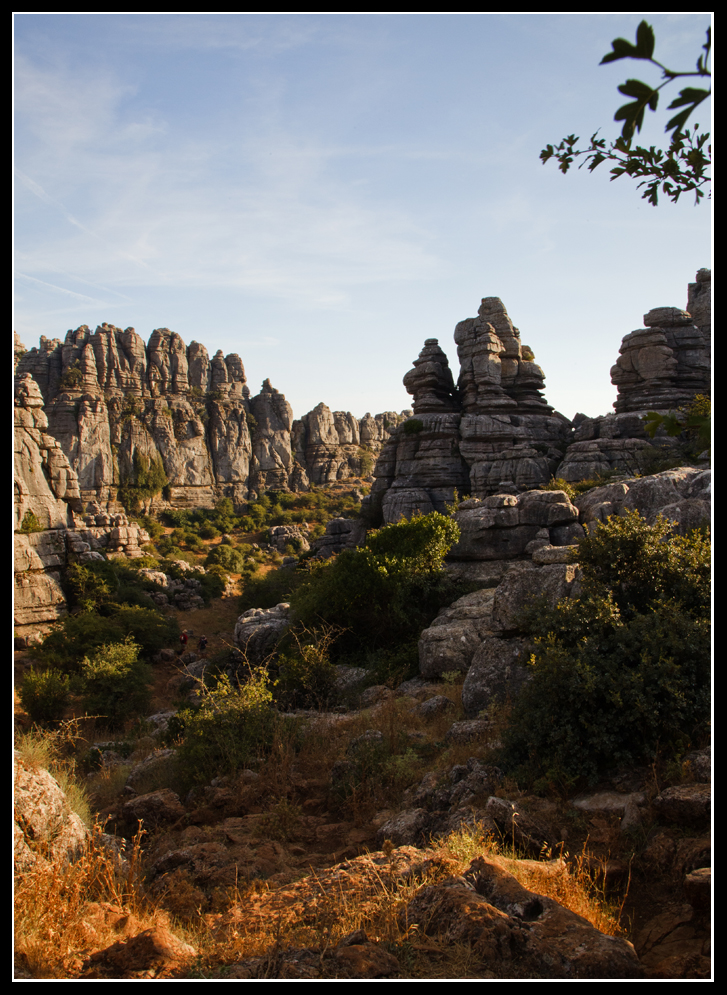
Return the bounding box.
[14,620,711,979]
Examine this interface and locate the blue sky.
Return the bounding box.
[14,13,711,422]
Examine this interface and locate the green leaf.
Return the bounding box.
[618,78,658,101]
[635,20,656,59]
[667,87,710,110]
[600,21,654,64]
[601,36,639,64]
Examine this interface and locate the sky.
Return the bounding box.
[14,13,712,423]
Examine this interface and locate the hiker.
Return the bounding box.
[198,634,208,655]
[179,630,188,654]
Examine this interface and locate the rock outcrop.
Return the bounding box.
[557,269,711,481]
[14,372,152,644]
[364,298,572,524]
[14,751,89,874]
[16,324,405,512]
[14,373,83,530]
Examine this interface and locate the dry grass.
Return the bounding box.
[14,823,165,978]
[437,821,628,938]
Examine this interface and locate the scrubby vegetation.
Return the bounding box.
[285,512,464,682]
[501,511,711,791]
[15,474,711,979]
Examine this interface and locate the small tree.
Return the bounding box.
[19,669,72,725]
[18,510,44,534]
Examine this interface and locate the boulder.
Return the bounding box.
[234,603,291,666]
[14,752,89,873]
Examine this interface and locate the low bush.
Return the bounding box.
[274,623,341,709]
[17,510,45,534]
[501,511,711,790]
[18,668,72,725]
[289,512,463,672]
[78,639,152,730]
[401,418,424,435]
[170,669,296,790]
[38,606,179,671]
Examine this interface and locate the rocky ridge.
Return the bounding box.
[15,325,409,512]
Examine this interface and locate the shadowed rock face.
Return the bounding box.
[365,299,572,524]
[15,325,407,511]
[558,270,711,481]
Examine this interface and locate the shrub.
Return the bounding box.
[118,451,168,511]
[290,511,463,669]
[365,512,460,573]
[17,510,45,534]
[275,623,342,709]
[643,393,711,455]
[78,640,152,729]
[171,669,289,789]
[39,606,179,671]
[502,512,711,790]
[19,669,72,724]
[205,544,248,573]
[59,360,83,390]
[401,418,424,435]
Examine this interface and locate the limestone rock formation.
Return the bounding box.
[234,603,292,666]
[309,517,367,558]
[14,751,89,874]
[14,372,154,643]
[574,467,711,535]
[557,270,711,481]
[16,324,404,512]
[14,373,83,530]
[364,299,572,524]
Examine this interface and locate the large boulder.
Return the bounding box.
[234,603,291,666]
[14,752,89,874]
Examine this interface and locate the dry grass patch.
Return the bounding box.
[14,824,177,979]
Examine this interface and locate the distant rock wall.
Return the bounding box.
[15,324,408,512]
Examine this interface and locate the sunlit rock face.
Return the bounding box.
[365,298,572,525]
[15,324,405,512]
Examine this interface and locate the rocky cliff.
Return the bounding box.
[15,324,408,513]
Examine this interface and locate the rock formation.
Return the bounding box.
[364,298,572,524]
[557,269,711,481]
[14,373,152,643]
[15,325,406,513]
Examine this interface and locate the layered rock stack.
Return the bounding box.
[557,269,711,481]
[15,324,406,512]
[364,298,572,524]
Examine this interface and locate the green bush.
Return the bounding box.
[19,668,72,724]
[59,360,83,390]
[79,640,152,729]
[502,512,711,790]
[289,512,462,672]
[274,623,341,709]
[205,544,248,573]
[401,418,424,435]
[171,669,292,789]
[365,512,460,573]
[39,606,179,671]
[17,510,45,534]
[118,451,168,511]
